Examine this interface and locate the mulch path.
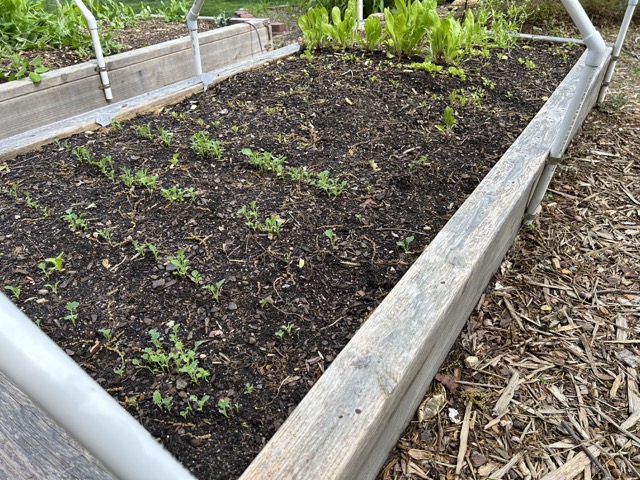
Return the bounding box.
[380,27,640,480]
[0,36,582,478]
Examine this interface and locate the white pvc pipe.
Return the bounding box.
[598,0,638,105]
[357,0,363,22]
[517,33,584,45]
[0,293,196,480]
[73,0,113,101]
[187,0,207,77]
[525,0,607,221]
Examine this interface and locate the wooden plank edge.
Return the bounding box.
[0,371,116,480]
[0,44,299,162]
[238,50,611,480]
[0,23,269,103]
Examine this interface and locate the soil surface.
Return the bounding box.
[1,41,582,478]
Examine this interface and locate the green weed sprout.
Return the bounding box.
[62,207,88,231]
[4,285,21,300]
[190,131,224,160]
[202,279,225,302]
[152,390,173,412]
[38,253,64,278]
[217,398,231,418]
[324,229,338,250]
[396,235,414,254]
[64,301,79,325]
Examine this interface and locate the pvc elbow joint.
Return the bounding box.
[583,31,607,67]
[186,13,198,31]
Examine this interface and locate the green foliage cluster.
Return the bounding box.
[0,0,136,57]
[0,54,48,83]
[299,0,536,64]
[132,322,210,383]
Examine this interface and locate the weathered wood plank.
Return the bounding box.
[0,23,270,140]
[0,43,299,161]
[0,372,116,480]
[239,49,611,480]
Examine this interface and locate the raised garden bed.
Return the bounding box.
[0,20,271,141]
[0,39,611,479]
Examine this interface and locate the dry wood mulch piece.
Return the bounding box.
[379,28,640,480]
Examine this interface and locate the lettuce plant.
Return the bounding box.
[361,15,384,50]
[298,6,330,49]
[384,0,438,59]
[322,0,359,50]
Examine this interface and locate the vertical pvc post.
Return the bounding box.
[0,293,196,480]
[72,0,113,101]
[524,0,607,222]
[187,0,207,77]
[598,0,638,105]
[357,0,363,22]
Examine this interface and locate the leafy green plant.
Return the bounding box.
[72,146,92,164]
[166,248,190,277]
[241,148,285,176]
[518,57,536,69]
[188,269,203,285]
[237,201,284,235]
[0,54,49,83]
[322,0,358,50]
[409,60,443,73]
[384,0,438,59]
[396,235,414,254]
[152,390,173,412]
[447,66,466,79]
[64,301,79,325]
[62,207,88,231]
[133,169,158,192]
[436,106,455,131]
[132,323,210,383]
[324,229,338,250]
[428,16,463,64]
[38,253,64,278]
[180,394,210,418]
[244,383,254,395]
[95,228,112,243]
[98,328,113,342]
[275,322,295,340]
[190,131,224,160]
[361,14,384,50]
[161,185,195,202]
[157,127,173,146]
[316,171,348,198]
[202,279,225,302]
[217,398,231,418]
[4,285,21,300]
[298,6,330,49]
[133,122,154,140]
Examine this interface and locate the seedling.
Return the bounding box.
[96,228,111,243]
[168,153,180,168]
[190,131,224,160]
[202,279,225,302]
[259,297,270,310]
[409,156,430,169]
[133,122,153,140]
[95,156,115,181]
[396,235,414,254]
[244,383,254,395]
[4,285,21,300]
[152,390,173,412]
[157,127,173,146]
[72,146,92,164]
[44,281,60,294]
[237,202,284,235]
[518,57,536,69]
[119,167,135,188]
[62,207,88,231]
[188,269,203,285]
[132,323,210,383]
[98,328,113,342]
[166,248,190,277]
[161,185,188,202]
[133,169,157,192]
[437,107,455,132]
[64,301,79,325]
[276,322,295,340]
[316,171,347,199]
[324,229,338,250]
[217,398,231,418]
[38,253,64,278]
[241,148,285,176]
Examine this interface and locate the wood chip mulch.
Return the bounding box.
[379,27,640,480]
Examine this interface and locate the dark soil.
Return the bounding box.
[0,42,582,479]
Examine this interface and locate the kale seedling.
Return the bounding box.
[190,131,224,160]
[62,207,88,231]
[396,235,415,254]
[152,390,173,412]
[202,279,225,302]
[4,285,21,300]
[38,253,64,278]
[64,301,79,325]
[166,248,190,277]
